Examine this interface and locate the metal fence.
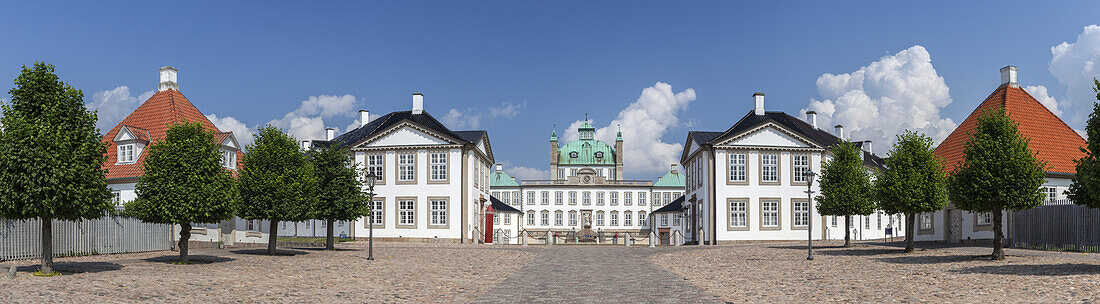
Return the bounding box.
[1011,199,1100,252]
[1,216,172,261]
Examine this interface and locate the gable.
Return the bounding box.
[476,137,488,157]
[115,127,136,142]
[360,123,456,148]
[718,124,815,148]
[220,134,240,150]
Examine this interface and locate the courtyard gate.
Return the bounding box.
[1010,199,1100,252]
[0,216,172,261]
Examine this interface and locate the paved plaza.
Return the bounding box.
[2,241,1100,303]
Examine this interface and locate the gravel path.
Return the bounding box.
[652,241,1100,303]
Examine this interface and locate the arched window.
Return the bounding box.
[595,151,604,158]
[569,152,579,158]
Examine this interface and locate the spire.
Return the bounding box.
[616,124,622,141]
[551,124,558,141]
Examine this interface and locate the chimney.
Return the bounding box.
[753,92,765,116]
[1000,66,1018,86]
[158,66,179,92]
[412,93,424,114]
[325,128,336,141]
[670,163,678,173]
[359,110,370,127]
[300,140,310,150]
[806,111,817,129]
[862,140,872,153]
[495,164,503,172]
[834,124,845,140]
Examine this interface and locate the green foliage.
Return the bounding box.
[0,62,112,220]
[32,271,61,277]
[124,122,238,225]
[948,109,1046,212]
[1067,79,1100,208]
[238,125,317,222]
[309,144,370,221]
[874,130,949,214]
[816,141,875,217]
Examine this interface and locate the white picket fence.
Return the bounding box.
[0,216,172,261]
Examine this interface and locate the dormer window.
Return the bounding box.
[569,152,579,158]
[117,144,135,164]
[595,152,604,158]
[222,150,237,169]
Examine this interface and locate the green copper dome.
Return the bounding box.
[491,170,520,187]
[653,170,685,187]
[558,139,616,165]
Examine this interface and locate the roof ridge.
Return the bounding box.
[1008,85,1085,142]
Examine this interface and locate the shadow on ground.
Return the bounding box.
[297,247,361,252]
[952,263,1100,276]
[877,254,998,264]
[15,262,124,274]
[769,244,902,257]
[231,248,310,256]
[142,255,235,264]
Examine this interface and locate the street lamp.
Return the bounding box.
[805,170,817,261]
[365,171,378,261]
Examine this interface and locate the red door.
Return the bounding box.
[484,205,495,244]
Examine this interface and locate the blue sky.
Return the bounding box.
[3,1,1100,180]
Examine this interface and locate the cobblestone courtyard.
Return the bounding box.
[2,241,1100,303]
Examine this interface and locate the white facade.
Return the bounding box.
[914,176,1070,243]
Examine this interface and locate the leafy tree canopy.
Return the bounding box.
[238,125,317,222]
[1067,79,1100,208]
[816,141,876,217]
[948,109,1046,212]
[874,130,948,214]
[309,144,370,221]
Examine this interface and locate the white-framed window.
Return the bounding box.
[596,192,605,206]
[877,212,882,230]
[492,191,501,200]
[624,192,632,206]
[624,212,632,226]
[596,211,605,226]
[569,191,577,205]
[570,168,578,176]
[638,192,646,206]
[503,213,511,225]
[660,214,668,226]
[793,200,809,227]
[430,199,447,226]
[398,153,415,182]
[398,200,415,226]
[792,154,810,183]
[569,211,578,226]
[729,153,747,182]
[832,215,837,227]
[557,168,565,180]
[610,211,619,226]
[977,212,992,225]
[1045,187,1058,202]
[864,215,870,229]
[247,220,256,231]
[663,192,671,206]
[639,211,647,226]
[762,153,779,183]
[429,152,447,181]
[610,192,618,206]
[541,191,549,205]
[583,192,591,205]
[117,144,135,164]
[527,191,535,205]
[222,150,236,169]
[673,214,681,226]
[729,200,747,228]
[494,212,500,225]
[610,168,616,180]
[367,154,384,182]
[112,191,122,209]
[555,191,563,205]
[762,200,779,227]
[502,192,511,206]
[920,213,932,230]
[555,211,563,226]
[512,191,520,205]
[370,200,384,226]
[527,210,535,226]
[541,211,550,226]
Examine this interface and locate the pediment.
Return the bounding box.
[113,125,148,143]
[358,122,458,148]
[716,123,817,148]
[220,134,240,150]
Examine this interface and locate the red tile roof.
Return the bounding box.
[934,84,1086,175]
[101,89,243,181]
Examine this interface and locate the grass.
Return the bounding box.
[277,237,354,243]
[31,271,60,277]
[171,261,194,265]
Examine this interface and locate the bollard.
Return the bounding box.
[546,233,553,246]
[674,233,682,247]
[649,232,656,247]
[6,264,15,280]
[522,231,528,247]
[625,234,631,247]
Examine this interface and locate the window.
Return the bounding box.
[761,153,779,183]
[596,211,605,226]
[793,200,809,228]
[569,152,579,158]
[557,168,565,180]
[112,191,122,209]
[429,152,447,181]
[304,221,310,228]
[832,215,837,227]
[367,154,385,183]
[117,144,135,163]
[502,192,511,206]
[398,153,415,182]
[596,192,605,205]
[541,191,549,205]
[661,214,668,226]
[247,220,256,231]
[1046,187,1058,202]
[977,212,992,225]
[729,200,747,228]
[571,168,578,176]
[864,215,870,229]
[624,212,632,226]
[541,211,549,226]
[610,192,618,206]
[638,192,646,206]
[792,154,810,183]
[569,191,577,205]
[639,211,647,226]
[368,200,384,226]
[222,150,236,169]
[583,192,591,205]
[527,210,535,226]
[877,212,882,230]
[672,214,680,226]
[398,199,415,226]
[610,211,619,226]
[555,211,563,226]
[430,199,447,226]
[527,191,535,205]
[920,213,932,230]
[555,191,563,205]
[610,168,616,180]
[503,213,511,225]
[494,212,500,225]
[761,200,779,228]
[492,191,501,200]
[729,153,746,182]
[569,211,578,226]
[624,192,632,206]
[595,151,604,158]
[663,192,671,206]
[512,191,520,205]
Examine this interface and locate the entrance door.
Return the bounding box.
[658,228,671,245]
[219,220,234,247]
[580,210,593,228]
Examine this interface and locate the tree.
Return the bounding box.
[309,144,370,250]
[874,130,948,253]
[0,63,113,274]
[124,122,238,263]
[1067,79,1100,208]
[816,141,876,247]
[238,126,317,255]
[948,109,1046,260]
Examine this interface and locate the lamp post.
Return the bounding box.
[366,172,377,261]
[805,170,817,261]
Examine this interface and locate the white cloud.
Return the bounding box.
[801,45,957,155]
[1049,24,1100,128]
[207,114,256,148]
[88,86,155,132]
[344,112,382,134]
[505,165,549,182]
[267,94,359,141]
[441,101,526,130]
[564,82,695,178]
[1024,85,1062,117]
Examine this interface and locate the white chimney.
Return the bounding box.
[300,140,310,150]
[325,128,336,141]
[753,92,765,116]
[834,124,845,140]
[1000,66,1018,86]
[495,164,503,172]
[359,110,370,127]
[862,140,872,153]
[671,163,678,173]
[412,93,424,114]
[806,111,818,129]
[158,66,179,92]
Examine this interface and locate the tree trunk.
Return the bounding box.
[843,215,851,247]
[992,209,1005,260]
[40,217,54,274]
[325,219,335,251]
[178,223,191,263]
[904,213,915,253]
[268,220,279,255]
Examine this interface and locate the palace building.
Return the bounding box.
[490,120,686,244]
